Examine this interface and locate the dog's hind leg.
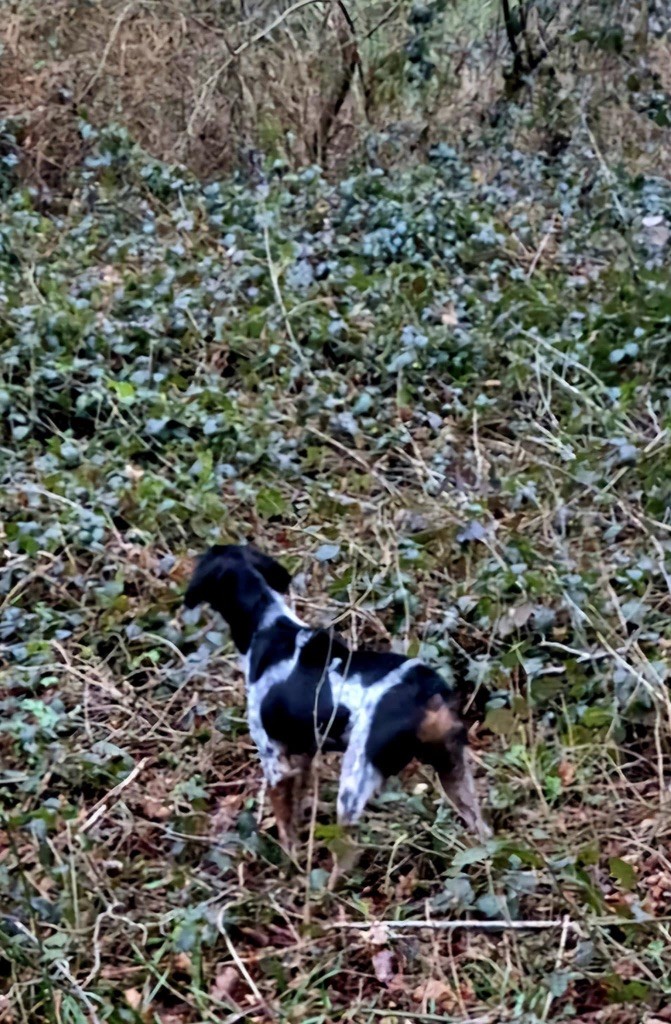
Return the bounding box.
[438,754,491,841]
[337,725,384,826]
[325,732,383,891]
[417,694,491,840]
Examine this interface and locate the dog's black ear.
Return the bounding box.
[184,547,234,608]
[244,546,292,594]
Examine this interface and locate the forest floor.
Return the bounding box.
[3,72,671,1023]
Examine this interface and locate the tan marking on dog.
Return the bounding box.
[417,694,460,744]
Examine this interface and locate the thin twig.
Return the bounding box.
[261,217,307,367]
[328,917,582,932]
[215,906,266,1007]
[79,758,147,833]
[9,919,103,1024]
[77,1,137,102]
[541,914,571,1021]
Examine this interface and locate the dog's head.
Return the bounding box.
[185,544,292,608]
[184,544,292,650]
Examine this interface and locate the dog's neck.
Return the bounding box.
[215,568,304,654]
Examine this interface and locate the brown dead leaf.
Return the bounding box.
[412,978,457,1012]
[124,988,143,1011]
[440,302,458,326]
[173,952,193,974]
[156,1011,193,1024]
[136,772,174,821]
[394,868,417,900]
[210,966,240,1001]
[371,949,395,985]
[142,796,173,821]
[612,957,638,980]
[558,760,576,787]
[211,793,245,834]
[365,922,390,946]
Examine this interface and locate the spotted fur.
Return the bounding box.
[184,544,490,841]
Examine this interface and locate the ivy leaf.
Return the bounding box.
[609,857,637,891]
[255,487,288,518]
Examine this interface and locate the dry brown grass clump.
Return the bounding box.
[0,0,363,185]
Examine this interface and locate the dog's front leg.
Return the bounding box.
[247,693,297,849]
[267,773,296,851]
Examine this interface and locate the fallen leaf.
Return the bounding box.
[558,760,576,787]
[124,463,144,483]
[483,706,516,737]
[440,302,458,326]
[497,602,534,637]
[413,978,457,1011]
[609,856,637,891]
[394,868,417,900]
[124,988,143,1011]
[372,949,395,985]
[142,796,172,821]
[366,923,390,946]
[612,956,638,979]
[210,966,240,1001]
[173,952,192,973]
[210,793,245,834]
[156,1011,193,1024]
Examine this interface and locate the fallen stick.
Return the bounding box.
[328,918,578,932]
[328,915,671,932]
[79,758,147,833]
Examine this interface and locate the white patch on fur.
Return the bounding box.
[329,658,422,824]
[245,592,309,787]
[260,592,305,631]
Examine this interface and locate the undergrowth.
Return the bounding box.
[2,110,671,1023]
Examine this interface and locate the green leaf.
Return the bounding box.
[582,706,613,728]
[609,857,637,891]
[452,845,489,869]
[255,487,288,518]
[109,380,135,402]
[309,868,331,891]
[484,707,516,736]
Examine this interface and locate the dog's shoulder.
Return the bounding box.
[249,617,302,682]
[346,649,408,684]
[298,628,350,668]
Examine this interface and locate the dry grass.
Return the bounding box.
[3,2,671,1020]
[3,0,669,188]
[1,0,333,182]
[5,454,671,1020]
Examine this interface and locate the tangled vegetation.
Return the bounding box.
[3,2,671,1022]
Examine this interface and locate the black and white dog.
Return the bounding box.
[185,544,490,846]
